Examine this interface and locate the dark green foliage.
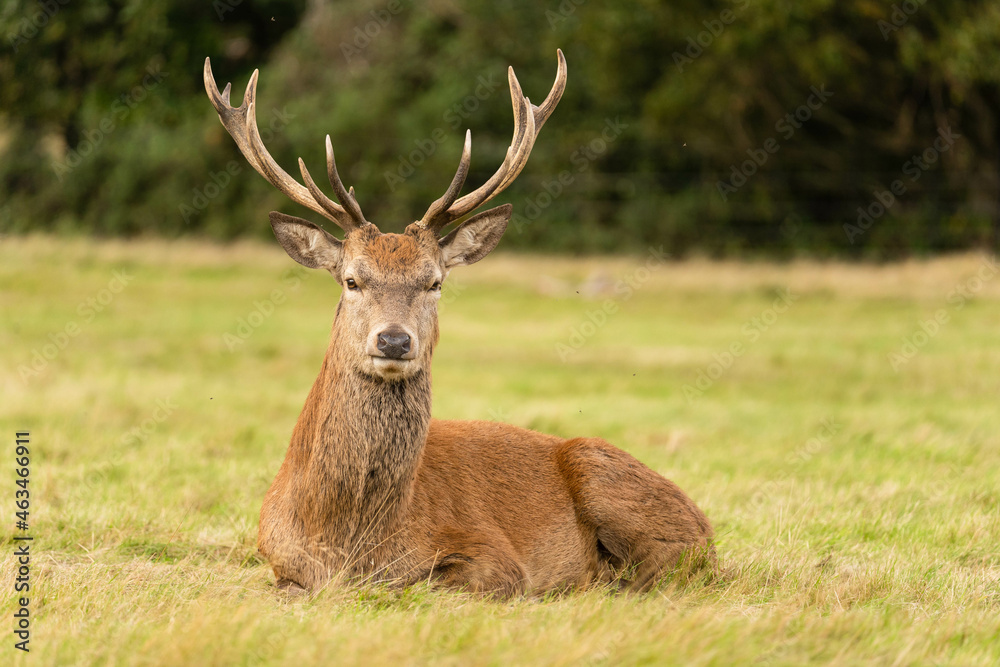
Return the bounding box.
[0,0,306,237]
[2,0,999,255]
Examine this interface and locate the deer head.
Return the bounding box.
[204,53,567,381]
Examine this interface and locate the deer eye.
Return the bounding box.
[429,281,442,292]
[345,278,359,291]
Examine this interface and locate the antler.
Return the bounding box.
[203,58,369,233]
[418,49,568,234]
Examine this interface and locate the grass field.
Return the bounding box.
[2,236,999,666]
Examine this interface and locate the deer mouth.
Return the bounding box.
[370,356,415,377]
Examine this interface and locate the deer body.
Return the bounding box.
[205,52,713,596]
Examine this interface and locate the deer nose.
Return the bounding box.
[377,328,411,360]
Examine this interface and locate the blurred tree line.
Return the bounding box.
[2,0,999,256]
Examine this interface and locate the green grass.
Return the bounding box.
[2,236,999,666]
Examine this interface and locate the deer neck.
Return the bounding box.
[289,320,432,560]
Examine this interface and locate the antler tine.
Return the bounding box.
[325,135,367,226]
[494,68,537,193]
[418,49,568,234]
[418,67,532,233]
[204,61,264,177]
[533,48,568,132]
[296,137,367,227]
[419,130,472,230]
[203,58,367,233]
[298,157,347,222]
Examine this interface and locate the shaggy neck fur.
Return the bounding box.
[288,316,433,572]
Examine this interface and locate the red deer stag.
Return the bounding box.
[204,51,713,596]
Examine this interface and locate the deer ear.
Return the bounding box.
[438,204,512,268]
[269,211,343,271]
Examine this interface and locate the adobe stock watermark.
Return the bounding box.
[52,62,169,181]
[717,85,833,201]
[246,627,294,667]
[213,0,244,20]
[339,0,405,62]
[509,116,628,234]
[223,268,307,351]
[179,161,242,223]
[779,214,803,241]
[180,104,294,223]
[743,417,842,515]
[486,406,512,423]
[68,397,178,506]
[555,245,667,361]
[878,0,928,40]
[682,287,798,402]
[18,269,135,383]
[672,0,752,73]
[546,0,586,28]
[7,0,70,52]
[843,125,960,244]
[888,256,997,371]
[923,461,967,501]
[439,275,468,307]
[383,72,505,192]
